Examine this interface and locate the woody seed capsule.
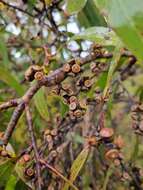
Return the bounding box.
[114,135,124,149]
[46,135,53,142]
[79,99,87,109]
[62,84,70,91]
[34,71,44,80]
[69,96,78,103]
[1,150,8,157]
[105,149,119,160]
[71,64,81,73]
[99,127,114,139]
[25,65,42,81]
[25,168,35,178]
[57,146,63,154]
[87,136,98,146]
[51,129,58,136]
[74,109,82,118]
[62,63,71,72]
[84,79,92,88]
[44,129,51,136]
[50,150,57,158]
[69,102,77,111]
[23,154,31,162]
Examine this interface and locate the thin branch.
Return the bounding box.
[3,102,25,145]
[0,99,19,111]
[2,82,41,145]
[25,105,42,190]
[1,52,115,145]
[0,0,34,17]
[40,159,79,190]
[0,0,50,28]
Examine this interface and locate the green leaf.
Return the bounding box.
[72,27,120,46]
[62,146,90,190]
[103,45,122,98]
[59,100,69,118]
[15,180,28,190]
[5,175,17,190]
[15,161,33,189]
[97,72,108,90]
[34,87,50,121]
[78,0,106,28]
[0,37,9,67]
[94,0,143,62]
[0,66,24,96]
[0,161,15,187]
[27,0,37,12]
[66,0,87,15]
[102,164,114,190]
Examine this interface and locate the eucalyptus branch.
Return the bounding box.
[25,105,42,190]
[0,52,119,146]
[0,99,19,111]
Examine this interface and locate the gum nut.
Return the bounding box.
[62,63,71,72]
[69,102,77,111]
[114,136,124,148]
[69,96,78,103]
[23,154,31,162]
[71,64,81,73]
[99,127,114,138]
[105,149,119,160]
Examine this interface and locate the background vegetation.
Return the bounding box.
[0,0,143,189]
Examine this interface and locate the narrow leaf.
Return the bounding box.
[66,0,87,15]
[15,180,28,190]
[5,175,17,190]
[72,27,120,46]
[0,37,9,67]
[34,87,50,121]
[15,161,33,189]
[62,146,90,190]
[0,161,14,187]
[0,66,24,96]
[103,45,121,98]
[78,0,106,28]
[94,0,143,62]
